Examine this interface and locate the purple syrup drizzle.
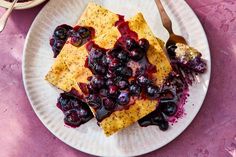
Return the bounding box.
[115,14,125,27]
[168,88,188,124]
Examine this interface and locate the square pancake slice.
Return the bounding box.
[45,3,166,92]
[45,2,120,92]
[61,13,172,136]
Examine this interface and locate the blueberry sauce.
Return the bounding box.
[54,14,206,131]
[79,17,161,122]
[56,91,93,128]
[138,43,206,129]
[115,14,125,27]
[138,71,188,128]
[50,24,95,58]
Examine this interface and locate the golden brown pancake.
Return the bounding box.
[45,2,119,91]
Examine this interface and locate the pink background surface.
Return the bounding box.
[0,0,235,156]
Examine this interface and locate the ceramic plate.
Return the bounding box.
[22,0,211,156]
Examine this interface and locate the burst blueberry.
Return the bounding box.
[117,79,129,90]
[116,66,133,78]
[103,98,116,110]
[87,94,101,109]
[158,120,169,131]
[137,75,151,86]
[89,48,104,60]
[108,58,122,71]
[108,85,119,97]
[118,92,130,105]
[160,102,177,116]
[138,38,150,52]
[94,64,107,75]
[90,75,105,89]
[129,48,144,61]
[64,109,82,127]
[78,27,91,39]
[117,50,130,62]
[126,38,138,51]
[146,85,160,99]
[129,83,142,96]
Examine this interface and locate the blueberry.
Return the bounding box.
[129,48,144,61]
[138,38,150,52]
[64,109,82,127]
[60,24,73,31]
[71,36,82,47]
[107,47,122,57]
[138,118,152,127]
[117,79,129,90]
[87,84,98,94]
[117,50,130,62]
[99,88,108,97]
[106,79,114,86]
[161,102,177,116]
[101,56,108,66]
[152,112,165,124]
[137,75,151,86]
[57,93,75,111]
[129,83,142,96]
[89,48,104,60]
[146,85,160,99]
[94,64,107,75]
[87,94,101,109]
[67,29,74,37]
[105,55,114,64]
[52,40,66,57]
[167,44,177,58]
[124,67,133,77]
[118,92,130,105]
[116,66,133,78]
[68,29,83,46]
[78,27,91,39]
[54,27,68,40]
[51,25,72,57]
[78,108,88,117]
[102,98,116,111]
[53,40,65,51]
[126,38,138,51]
[90,75,105,89]
[106,72,116,79]
[158,120,169,131]
[108,85,120,97]
[108,58,122,71]
[103,98,116,110]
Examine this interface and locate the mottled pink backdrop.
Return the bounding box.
[0,0,235,157]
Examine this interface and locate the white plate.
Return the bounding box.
[22,0,211,156]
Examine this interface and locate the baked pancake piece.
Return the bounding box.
[63,13,172,136]
[45,2,119,92]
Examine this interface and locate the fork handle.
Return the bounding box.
[155,0,173,34]
[0,0,18,32]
